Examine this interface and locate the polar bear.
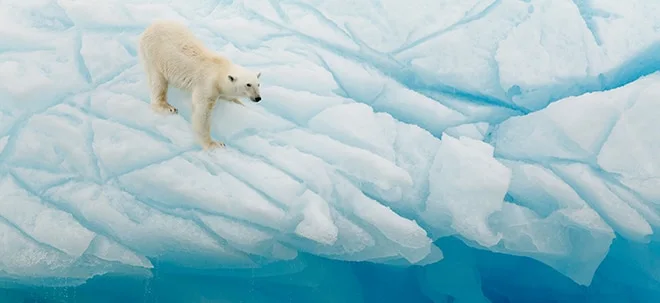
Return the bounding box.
[137,20,262,150]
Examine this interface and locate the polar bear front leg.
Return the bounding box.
[192,90,224,150]
[226,97,245,106]
[149,72,178,115]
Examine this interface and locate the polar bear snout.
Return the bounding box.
[251,96,262,102]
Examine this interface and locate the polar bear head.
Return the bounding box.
[227,68,262,102]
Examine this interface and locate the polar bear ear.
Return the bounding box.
[228,75,236,82]
[256,72,261,79]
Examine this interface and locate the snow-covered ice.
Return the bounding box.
[1,0,660,302]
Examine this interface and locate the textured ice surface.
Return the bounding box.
[1,0,660,302]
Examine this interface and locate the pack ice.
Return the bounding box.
[1,0,660,302]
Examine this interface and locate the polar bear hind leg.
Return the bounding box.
[148,72,178,115]
[139,42,178,115]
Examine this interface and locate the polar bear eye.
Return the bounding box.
[246,83,252,87]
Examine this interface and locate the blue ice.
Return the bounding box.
[1,0,660,302]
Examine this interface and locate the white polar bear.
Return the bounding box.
[137,20,262,150]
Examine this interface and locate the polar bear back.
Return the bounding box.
[139,20,229,91]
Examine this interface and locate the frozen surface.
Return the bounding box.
[1,0,660,302]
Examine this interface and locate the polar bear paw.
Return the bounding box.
[204,141,225,150]
[152,102,178,115]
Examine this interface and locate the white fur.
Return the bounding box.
[137,20,262,150]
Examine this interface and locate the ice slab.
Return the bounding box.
[491,72,660,243]
[1,0,659,302]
